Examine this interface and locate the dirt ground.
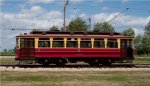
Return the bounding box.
[0,67,150,72]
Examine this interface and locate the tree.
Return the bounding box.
[93,22,114,32]
[143,21,150,55]
[122,28,135,36]
[143,37,150,55]
[8,49,13,52]
[134,35,144,55]
[144,21,150,38]
[50,25,59,31]
[13,46,16,52]
[3,49,7,52]
[67,17,88,32]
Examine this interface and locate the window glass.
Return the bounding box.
[121,39,127,48]
[127,39,133,47]
[107,39,118,48]
[16,38,19,48]
[27,39,34,48]
[53,38,64,48]
[80,38,91,48]
[67,38,78,48]
[94,38,104,48]
[20,38,34,48]
[20,38,24,48]
[38,38,50,48]
[121,39,133,48]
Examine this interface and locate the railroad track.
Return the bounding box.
[1,64,150,68]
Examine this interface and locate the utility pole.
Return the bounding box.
[63,0,68,31]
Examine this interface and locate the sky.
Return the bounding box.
[0,0,150,51]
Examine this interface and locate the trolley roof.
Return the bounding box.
[16,31,134,39]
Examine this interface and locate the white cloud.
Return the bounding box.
[42,11,62,19]
[30,6,44,13]
[114,15,147,27]
[29,0,55,3]
[133,27,144,35]
[101,7,109,10]
[22,5,45,13]
[1,5,63,29]
[92,13,109,22]
[15,5,45,19]
[79,13,88,19]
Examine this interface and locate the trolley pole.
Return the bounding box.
[63,0,68,31]
[107,8,129,24]
[88,18,91,31]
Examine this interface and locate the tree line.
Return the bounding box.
[134,21,150,56]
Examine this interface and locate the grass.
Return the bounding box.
[1,71,150,86]
[0,52,15,56]
[0,58,16,65]
[134,57,150,64]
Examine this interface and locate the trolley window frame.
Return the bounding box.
[38,38,50,48]
[66,38,78,48]
[52,38,64,48]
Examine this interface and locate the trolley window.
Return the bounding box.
[20,38,34,48]
[94,38,105,48]
[107,39,118,48]
[80,38,91,48]
[16,38,19,48]
[121,39,133,48]
[38,38,50,48]
[20,38,24,48]
[67,38,78,48]
[53,38,64,48]
[127,39,133,47]
[121,39,127,48]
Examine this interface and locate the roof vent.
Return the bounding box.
[84,32,88,35]
[42,32,46,35]
[110,33,114,36]
[70,32,74,35]
[24,33,27,35]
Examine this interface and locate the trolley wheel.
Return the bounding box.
[102,61,112,66]
[42,62,49,66]
[55,59,67,66]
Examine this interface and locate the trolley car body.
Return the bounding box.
[16,31,134,65]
